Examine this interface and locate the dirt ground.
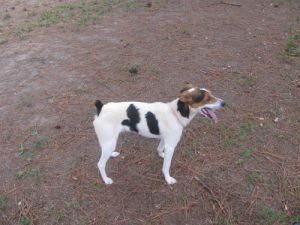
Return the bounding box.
[0,0,300,224]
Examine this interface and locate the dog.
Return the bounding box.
[93,83,225,185]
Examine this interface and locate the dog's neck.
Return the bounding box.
[168,99,198,127]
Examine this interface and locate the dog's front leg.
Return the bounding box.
[162,134,181,185]
[162,145,177,184]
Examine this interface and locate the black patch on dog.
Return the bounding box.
[193,90,205,103]
[177,100,189,118]
[145,112,160,135]
[95,100,103,116]
[122,104,140,132]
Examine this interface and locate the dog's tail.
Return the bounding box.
[95,100,103,116]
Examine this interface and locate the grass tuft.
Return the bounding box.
[0,195,8,211]
[238,120,255,140]
[32,136,48,149]
[180,27,190,35]
[247,170,263,184]
[285,32,300,57]
[19,215,31,225]
[4,9,11,20]
[241,148,253,158]
[256,207,300,225]
[17,169,43,180]
[18,144,33,159]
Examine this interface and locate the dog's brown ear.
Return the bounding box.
[179,91,193,103]
[180,83,194,93]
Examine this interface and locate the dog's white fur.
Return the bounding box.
[93,87,224,185]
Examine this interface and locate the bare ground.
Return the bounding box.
[0,0,300,224]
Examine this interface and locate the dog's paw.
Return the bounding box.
[166,177,177,185]
[104,177,113,185]
[158,152,165,158]
[111,152,120,157]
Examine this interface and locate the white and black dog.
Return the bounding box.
[93,83,225,185]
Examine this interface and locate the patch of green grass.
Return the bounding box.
[31,125,39,136]
[237,120,256,140]
[234,159,244,166]
[1,0,148,42]
[15,30,27,40]
[235,148,254,166]
[18,144,33,159]
[285,31,300,57]
[180,27,190,35]
[241,148,253,158]
[123,0,143,10]
[37,1,122,28]
[0,195,8,211]
[223,121,255,149]
[92,182,104,191]
[256,207,299,225]
[19,215,31,225]
[17,24,34,36]
[32,136,48,149]
[38,4,70,27]
[246,170,263,184]
[276,0,284,5]
[17,169,43,180]
[224,137,237,148]
[3,10,11,20]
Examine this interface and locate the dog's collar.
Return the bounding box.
[171,107,186,128]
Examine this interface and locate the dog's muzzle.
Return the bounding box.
[198,98,225,123]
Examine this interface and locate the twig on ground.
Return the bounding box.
[208,1,241,7]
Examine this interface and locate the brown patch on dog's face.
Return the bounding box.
[179,85,217,109]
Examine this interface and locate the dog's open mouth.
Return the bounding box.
[201,108,219,123]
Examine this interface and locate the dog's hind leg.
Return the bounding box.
[97,139,117,185]
[157,139,165,158]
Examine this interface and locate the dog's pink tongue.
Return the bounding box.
[206,109,219,123]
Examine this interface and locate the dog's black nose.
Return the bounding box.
[221,101,226,107]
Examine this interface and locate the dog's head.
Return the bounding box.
[179,83,225,123]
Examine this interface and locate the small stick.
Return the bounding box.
[209,1,242,7]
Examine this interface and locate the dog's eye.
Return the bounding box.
[193,94,204,103]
